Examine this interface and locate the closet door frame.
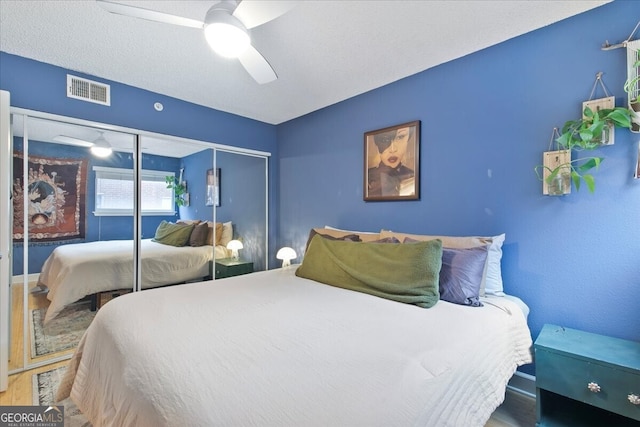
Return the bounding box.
[0,91,11,391]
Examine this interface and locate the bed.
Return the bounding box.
[38,220,233,324]
[57,229,533,426]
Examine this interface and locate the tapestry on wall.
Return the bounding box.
[12,153,88,244]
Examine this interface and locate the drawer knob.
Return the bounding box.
[587,382,601,393]
[629,394,640,405]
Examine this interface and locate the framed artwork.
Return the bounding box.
[206,168,220,207]
[364,120,420,201]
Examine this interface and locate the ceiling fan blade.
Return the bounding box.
[238,45,277,84]
[233,0,297,29]
[52,135,93,148]
[97,0,204,29]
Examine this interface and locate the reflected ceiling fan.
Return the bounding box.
[96,0,296,84]
[54,132,113,157]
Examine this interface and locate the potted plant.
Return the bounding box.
[536,105,632,194]
[165,175,187,207]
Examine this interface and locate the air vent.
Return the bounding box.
[67,74,111,106]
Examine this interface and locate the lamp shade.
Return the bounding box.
[226,239,243,259]
[276,247,297,267]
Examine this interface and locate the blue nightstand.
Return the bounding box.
[534,324,640,426]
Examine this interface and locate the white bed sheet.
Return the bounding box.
[58,267,533,427]
[39,239,226,324]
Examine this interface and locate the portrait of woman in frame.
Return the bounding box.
[364,120,420,201]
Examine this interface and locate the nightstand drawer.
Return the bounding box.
[212,258,253,279]
[537,346,640,421]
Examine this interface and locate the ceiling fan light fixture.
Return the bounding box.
[204,10,250,58]
[90,134,112,157]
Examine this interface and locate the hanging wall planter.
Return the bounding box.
[582,95,615,145]
[625,39,640,132]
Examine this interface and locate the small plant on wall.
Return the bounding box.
[536,105,632,194]
[165,176,187,207]
[624,53,640,132]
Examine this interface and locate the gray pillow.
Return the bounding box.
[304,228,362,252]
[439,246,488,307]
[189,222,209,247]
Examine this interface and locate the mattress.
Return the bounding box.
[58,267,533,426]
[38,239,224,324]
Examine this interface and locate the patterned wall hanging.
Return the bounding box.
[12,153,88,244]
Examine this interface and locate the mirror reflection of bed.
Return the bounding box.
[10,113,269,373]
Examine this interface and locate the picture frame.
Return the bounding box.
[364,120,420,201]
[205,168,220,207]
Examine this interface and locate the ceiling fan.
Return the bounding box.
[53,132,113,157]
[96,0,296,84]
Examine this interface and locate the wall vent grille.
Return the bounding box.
[67,74,110,106]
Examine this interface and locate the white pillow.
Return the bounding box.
[483,233,505,296]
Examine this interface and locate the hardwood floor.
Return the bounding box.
[7,282,76,373]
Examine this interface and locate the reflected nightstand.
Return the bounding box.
[212,258,253,279]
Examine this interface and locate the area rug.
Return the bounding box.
[33,366,92,427]
[30,301,96,358]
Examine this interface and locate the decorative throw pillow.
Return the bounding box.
[296,235,442,308]
[153,221,194,247]
[318,227,382,242]
[221,221,233,246]
[385,230,505,296]
[206,222,225,246]
[177,219,201,226]
[189,222,209,247]
[304,228,362,252]
[438,246,488,307]
[483,233,505,296]
[368,237,401,244]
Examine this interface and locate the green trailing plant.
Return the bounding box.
[165,175,187,207]
[623,58,640,105]
[536,106,632,193]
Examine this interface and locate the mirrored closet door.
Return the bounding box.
[10,114,136,372]
[4,108,270,375]
[215,149,268,272]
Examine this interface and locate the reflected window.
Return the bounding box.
[94,166,174,215]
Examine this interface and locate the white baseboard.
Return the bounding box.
[11,273,40,285]
[507,371,536,399]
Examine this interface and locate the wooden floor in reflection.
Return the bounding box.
[8,282,77,372]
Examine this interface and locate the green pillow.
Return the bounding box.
[296,235,442,308]
[152,221,195,247]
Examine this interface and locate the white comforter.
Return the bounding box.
[39,239,225,324]
[58,268,533,427]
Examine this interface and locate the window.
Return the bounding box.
[93,166,175,216]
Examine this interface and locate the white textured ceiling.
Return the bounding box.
[0,0,610,125]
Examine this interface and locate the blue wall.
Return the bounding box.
[0,52,279,266]
[277,1,640,373]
